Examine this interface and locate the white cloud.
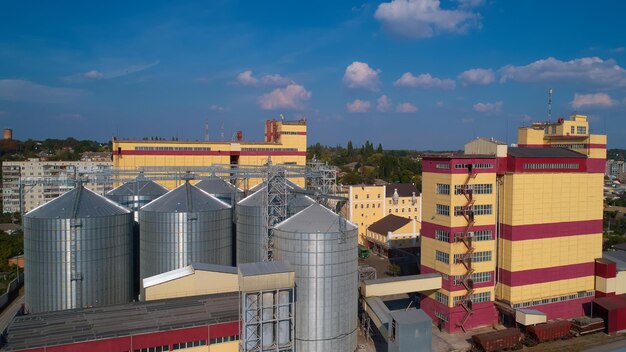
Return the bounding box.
[521,114,533,122]
[499,57,626,87]
[374,0,482,39]
[610,47,625,53]
[237,70,291,87]
[457,0,484,8]
[458,68,495,85]
[473,101,503,113]
[0,79,85,104]
[436,101,445,107]
[257,84,311,110]
[396,102,418,113]
[83,70,103,80]
[377,95,391,112]
[210,104,230,112]
[237,70,258,86]
[570,93,616,109]
[343,61,381,91]
[394,72,455,89]
[347,99,372,113]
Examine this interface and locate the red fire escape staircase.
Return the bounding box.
[456,171,477,332]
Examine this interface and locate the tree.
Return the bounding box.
[347,141,354,159]
[377,143,383,154]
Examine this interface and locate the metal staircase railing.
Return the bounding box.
[455,171,477,332]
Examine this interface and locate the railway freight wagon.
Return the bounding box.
[472,328,524,352]
[525,320,572,346]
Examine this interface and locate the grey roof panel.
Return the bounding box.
[250,179,303,193]
[107,179,168,197]
[195,178,241,194]
[274,203,356,233]
[141,182,231,212]
[238,187,265,206]
[238,261,294,277]
[4,293,239,351]
[288,193,315,208]
[507,147,586,158]
[25,186,130,219]
[389,309,431,325]
[191,262,238,274]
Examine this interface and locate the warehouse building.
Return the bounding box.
[112,119,307,189]
[420,114,606,333]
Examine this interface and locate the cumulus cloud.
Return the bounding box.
[257,84,311,110]
[65,61,159,83]
[0,79,85,104]
[377,95,391,112]
[473,101,503,113]
[458,68,495,85]
[499,57,626,87]
[394,72,455,89]
[396,102,418,113]
[343,61,381,91]
[237,70,291,87]
[570,93,616,109]
[374,0,482,39]
[346,99,372,113]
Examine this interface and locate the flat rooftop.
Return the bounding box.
[3,292,239,351]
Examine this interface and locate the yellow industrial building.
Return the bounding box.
[112,119,307,189]
[420,114,607,333]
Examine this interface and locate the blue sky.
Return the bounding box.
[1,0,625,149]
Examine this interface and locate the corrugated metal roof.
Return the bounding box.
[249,179,303,192]
[238,188,315,209]
[507,147,586,158]
[238,186,265,206]
[274,203,356,233]
[238,261,293,277]
[288,193,315,209]
[363,273,440,285]
[195,178,241,194]
[107,179,168,197]
[390,308,431,325]
[141,182,230,212]
[603,251,626,271]
[25,186,130,219]
[4,292,239,351]
[191,262,238,274]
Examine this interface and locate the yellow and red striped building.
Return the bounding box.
[421,114,606,333]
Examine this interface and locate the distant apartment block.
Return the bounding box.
[2,159,112,213]
[606,159,625,178]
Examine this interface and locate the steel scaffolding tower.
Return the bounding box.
[265,162,288,261]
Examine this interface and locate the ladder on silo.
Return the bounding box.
[456,168,477,332]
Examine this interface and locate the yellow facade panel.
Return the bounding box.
[497,276,595,303]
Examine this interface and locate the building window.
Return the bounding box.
[435,311,448,322]
[135,346,170,352]
[436,163,450,169]
[209,335,239,344]
[455,230,492,241]
[454,204,492,216]
[455,251,491,263]
[577,126,587,134]
[544,127,549,134]
[571,126,575,134]
[454,184,492,195]
[454,272,492,285]
[436,184,450,195]
[435,229,449,242]
[436,204,450,216]
[435,292,449,306]
[435,250,449,264]
[355,204,358,209]
[523,163,579,170]
[378,194,381,198]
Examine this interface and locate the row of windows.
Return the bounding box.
[241,147,297,151]
[134,346,169,352]
[454,204,492,216]
[524,163,580,170]
[454,163,493,169]
[436,204,450,216]
[135,146,210,151]
[435,250,449,264]
[280,131,302,135]
[454,184,492,195]
[453,271,491,285]
[436,163,450,169]
[454,251,492,263]
[552,143,586,149]
[576,126,587,135]
[435,229,492,242]
[434,311,449,322]
[435,291,449,305]
[172,340,208,350]
[435,229,449,242]
[210,335,239,344]
[354,194,381,199]
[454,291,491,305]
[511,291,594,309]
[356,203,381,209]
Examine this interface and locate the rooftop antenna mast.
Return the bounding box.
[220,122,224,142]
[548,88,553,122]
[204,120,209,141]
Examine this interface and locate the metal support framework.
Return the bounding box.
[358,265,377,282]
[265,163,288,261]
[307,157,337,206]
[455,169,477,332]
[240,288,295,352]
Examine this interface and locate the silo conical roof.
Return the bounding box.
[107,179,168,197]
[274,203,356,233]
[238,187,265,206]
[141,182,230,212]
[195,178,240,194]
[249,179,303,193]
[26,186,130,219]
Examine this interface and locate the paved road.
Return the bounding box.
[0,295,24,332]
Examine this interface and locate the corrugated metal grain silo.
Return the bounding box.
[139,181,232,281]
[236,187,315,264]
[106,177,168,212]
[273,203,358,352]
[24,186,133,313]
